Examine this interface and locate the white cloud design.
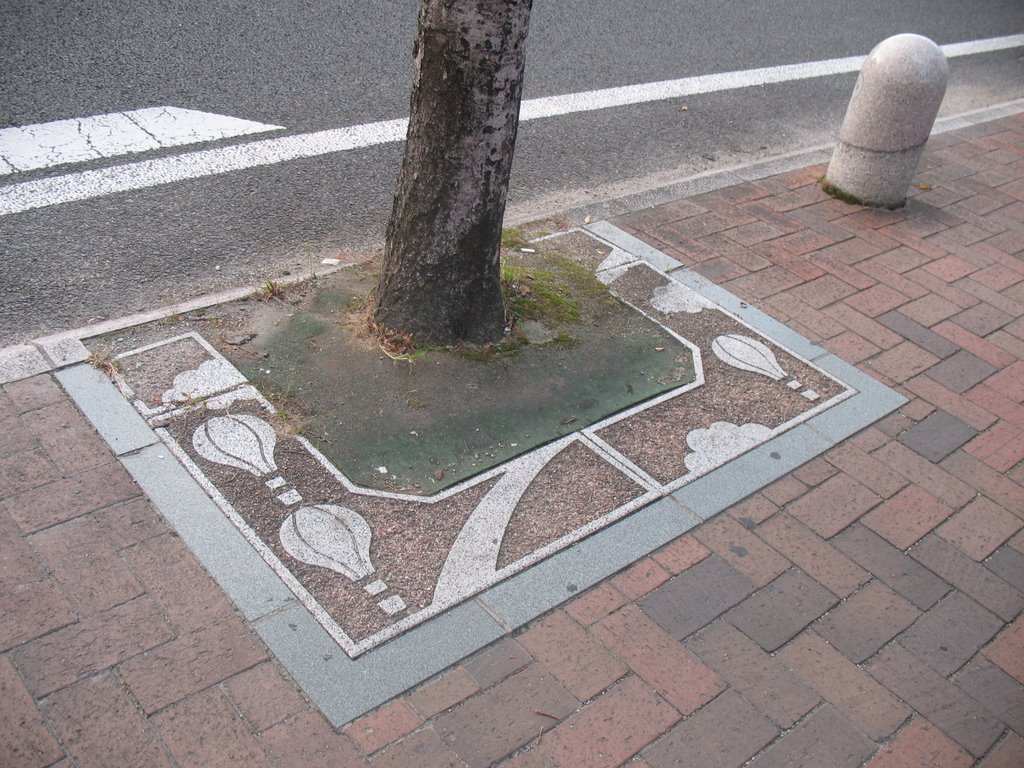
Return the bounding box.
[162,358,246,404]
[684,421,772,475]
[650,282,712,314]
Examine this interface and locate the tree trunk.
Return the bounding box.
[373,0,533,346]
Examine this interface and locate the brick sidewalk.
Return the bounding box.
[3,113,1024,767]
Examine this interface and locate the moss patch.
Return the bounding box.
[500,227,530,250]
[820,178,906,210]
[502,251,614,327]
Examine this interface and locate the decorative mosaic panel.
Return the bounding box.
[108,231,853,657]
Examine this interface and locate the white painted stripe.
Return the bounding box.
[0,107,283,175]
[941,35,1024,58]
[521,33,1024,121]
[519,56,868,121]
[0,119,408,215]
[2,34,1021,217]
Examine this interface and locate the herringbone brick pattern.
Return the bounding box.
[2,114,1023,767]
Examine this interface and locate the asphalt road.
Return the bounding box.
[2,0,1023,345]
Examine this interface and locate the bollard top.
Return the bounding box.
[864,34,948,83]
[840,33,949,152]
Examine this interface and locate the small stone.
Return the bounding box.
[222,333,255,346]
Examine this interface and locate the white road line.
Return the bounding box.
[2,34,1022,217]
[518,56,867,121]
[0,107,283,176]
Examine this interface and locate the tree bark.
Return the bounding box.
[373,0,533,346]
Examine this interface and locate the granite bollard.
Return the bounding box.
[824,34,948,208]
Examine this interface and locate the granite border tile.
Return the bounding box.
[36,336,91,368]
[56,364,159,455]
[0,343,50,385]
[673,427,832,519]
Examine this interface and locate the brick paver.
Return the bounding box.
[866,718,974,768]
[432,665,578,768]
[42,672,174,768]
[684,621,819,728]
[516,609,627,701]
[535,676,679,768]
[344,700,423,755]
[745,704,876,768]
[898,409,979,462]
[865,644,1006,757]
[642,690,777,768]
[0,655,62,768]
[936,496,1023,561]
[2,113,1023,766]
[638,554,755,640]
[754,512,869,597]
[814,580,921,663]
[786,472,881,538]
[366,728,461,768]
[898,591,1003,675]
[861,484,956,549]
[777,630,911,740]
[724,568,837,652]
[592,605,725,715]
[984,620,1024,684]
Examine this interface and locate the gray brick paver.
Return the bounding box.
[898,591,1004,675]
[910,535,1024,622]
[725,569,837,652]
[866,644,1006,757]
[897,409,980,462]
[638,555,755,640]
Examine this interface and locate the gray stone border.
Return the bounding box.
[47,223,905,727]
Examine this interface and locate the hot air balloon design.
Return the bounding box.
[279,504,406,616]
[711,334,819,401]
[279,504,373,580]
[193,414,304,505]
[193,413,277,475]
[192,415,405,615]
[711,334,786,379]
